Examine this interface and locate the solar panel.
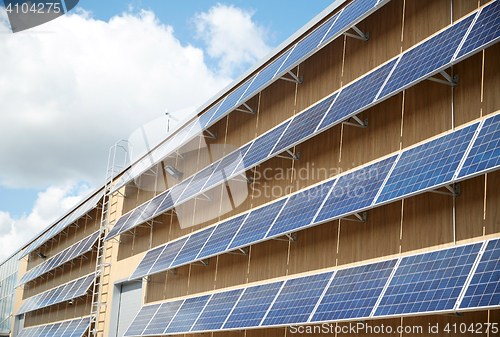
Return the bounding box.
[133,194,168,228]
[142,300,183,336]
[60,318,84,337]
[266,179,336,238]
[105,210,134,240]
[222,281,284,330]
[231,121,291,176]
[374,243,482,317]
[210,78,256,125]
[457,114,500,180]
[170,227,216,268]
[459,239,500,310]
[262,272,334,326]
[271,93,338,156]
[200,99,225,129]
[228,198,288,250]
[53,321,71,337]
[196,214,247,260]
[175,161,222,205]
[456,1,500,60]
[375,123,479,205]
[164,295,211,334]
[69,317,91,337]
[378,15,475,99]
[147,236,189,275]
[318,58,398,131]
[129,245,166,280]
[150,191,173,219]
[277,12,340,75]
[18,318,87,337]
[116,200,153,234]
[191,289,244,332]
[203,143,253,191]
[314,155,397,224]
[311,260,396,322]
[321,0,379,45]
[124,303,161,337]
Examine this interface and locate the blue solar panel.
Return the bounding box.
[311,260,396,322]
[203,143,253,190]
[262,272,334,326]
[170,227,216,268]
[176,162,222,205]
[142,300,183,336]
[132,192,168,228]
[210,78,256,124]
[37,325,52,337]
[376,123,479,204]
[459,239,500,309]
[151,191,173,219]
[244,48,293,97]
[228,198,287,250]
[374,243,482,317]
[165,295,211,334]
[321,0,378,45]
[196,214,247,260]
[315,155,397,223]
[59,318,82,337]
[113,200,152,235]
[458,114,500,179]
[271,93,338,156]
[456,1,500,60]
[200,99,225,128]
[171,176,195,206]
[232,121,291,176]
[223,281,284,329]
[318,58,397,131]
[130,245,166,280]
[124,303,161,337]
[105,210,133,240]
[147,236,189,275]
[378,15,475,99]
[191,289,244,332]
[70,316,91,337]
[266,179,336,238]
[277,13,339,75]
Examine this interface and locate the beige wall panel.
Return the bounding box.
[257,75,297,137]
[247,240,288,284]
[251,157,294,209]
[293,124,342,192]
[453,53,482,127]
[343,0,403,85]
[485,170,500,235]
[336,318,401,336]
[403,0,450,51]
[295,38,344,112]
[402,80,451,148]
[288,220,338,276]
[205,116,230,162]
[491,309,500,336]
[338,201,401,266]
[453,0,480,22]
[246,327,286,337]
[131,226,152,256]
[214,253,249,291]
[176,141,202,185]
[213,331,250,337]
[456,175,485,241]
[146,272,167,303]
[187,262,216,296]
[167,211,193,242]
[401,192,452,252]
[136,174,156,206]
[402,310,488,336]
[340,94,402,172]
[163,265,190,300]
[116,231,135,261]
[216,178,254,224]
[483,44,500,116]
[122,184,140,215]
[225,95,259,149]
[151,213,171,248]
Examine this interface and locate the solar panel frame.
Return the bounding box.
[140,300,184,336]
[146,236,190,276]
[129,245,166,280]
[123,303,162,337]
[164,295,212,334]
[70,316,91,337]
[170,227,216,268]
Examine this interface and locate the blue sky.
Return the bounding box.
[0,0,334,259]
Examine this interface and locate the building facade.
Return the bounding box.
[11,0,500,336]
[0,251,21,336]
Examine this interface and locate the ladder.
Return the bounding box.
[89,140,131,337]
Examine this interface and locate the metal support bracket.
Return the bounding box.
[343,115,369,128]
[235,102,257,115]
[195,192,213,202]
[167,268,177,275]
[84,214,93,220]
[202,130,218,139]
[429,184,461,197]
[228,247,249,256]
[114,190,126,198]
[344,25,370,41]
[142,169,157,177]
[276,149,300,161]
[172,209,181,217]
[280,70,303,84]
[272,233,297,242]
[341,212,367,223]
[192,259,209,267]
[232,174,254,183]
[167,151,185,160]
[428,71,459,87]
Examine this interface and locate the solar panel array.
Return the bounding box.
[110,0,393,196]
[21,191,104,258]
[124,239,499,335]
[107,2,500,242]
[16,317,91,337]
[17,273,95,315]
[128,110,500,281]
[17,231,100,287]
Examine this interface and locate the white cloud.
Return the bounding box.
[194,4,273,77]
[0,183,91,262]
[0,7,236,189]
